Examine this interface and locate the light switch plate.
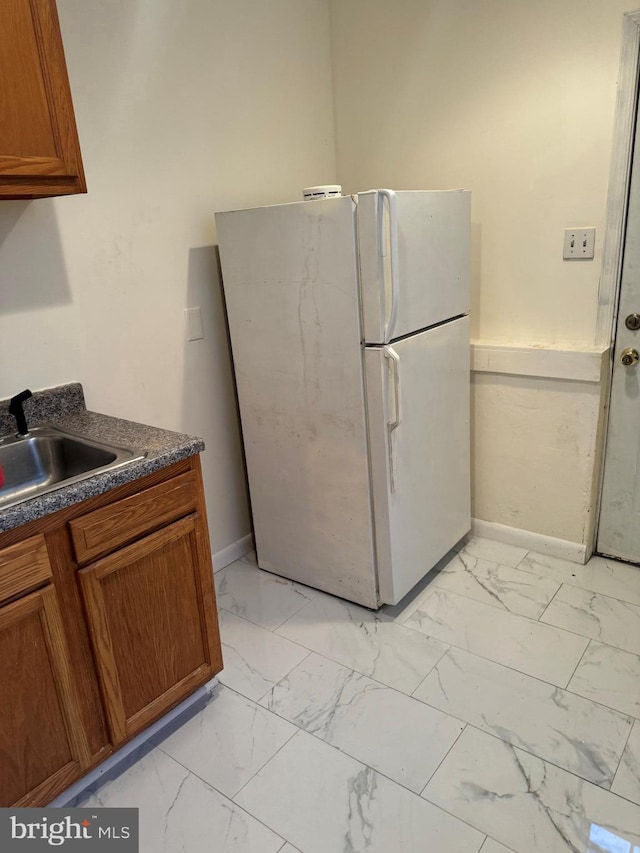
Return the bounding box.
[185,307,204,341]
[563,227,595,260]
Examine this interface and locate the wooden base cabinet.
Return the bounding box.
[0,456,223,806]
[79,515,221,745]
[0,586,90,806]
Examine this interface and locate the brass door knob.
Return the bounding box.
[621,347,639,366]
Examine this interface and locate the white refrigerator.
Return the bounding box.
[215,189,470,608]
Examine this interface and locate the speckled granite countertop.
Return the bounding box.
[0,384,204,533]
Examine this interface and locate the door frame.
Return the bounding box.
[594,10,640,553]
[597,10,640,347]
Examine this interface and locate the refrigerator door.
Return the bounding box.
[358,190,470,343]
[365,316,470,604]
[216,197,379,608]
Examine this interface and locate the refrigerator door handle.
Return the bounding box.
[384,345,400,491]
[378,189,400,343]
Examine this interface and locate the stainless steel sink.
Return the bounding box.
[0,426,147,511]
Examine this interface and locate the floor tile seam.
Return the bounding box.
[557,577,640,608]
[219,607,312,653]
[229,681,467,800]
[418,723,469,797]
[409,643,453,700]
[273,591,336,634]
[445,553,563,586]
[610,779,640,808]
[549,580,640,613]
[231,723,489,846]
[406,584,595,644]
[429,723,640,797]
[401,627,582,688]
[216,680,324,744]
[218,601,312,634]
[535,577,566,624]
[273,614,451,690]
[428,572,560,620]
[399,597,589,683]
[415,703,627,789]
[256,645,459,725]
[481,837,515,853]
[561,637,593,689]
[507,553,640,607]
[562,681,640,722]
[513,552,580,580]
[410,642,635,726]
[147,747,289,846]
[154,737,292,802]
[553,681,639,723]
[540,601,640,656]
[229,725,300,805]
[610,721,636,792]
[228,563,321,625]
[460,546,529,569]
[236,556,308,596]
[252,649,316,704]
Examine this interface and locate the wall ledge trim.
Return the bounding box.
[471,341,609,382]
[213,532,254,571]
[472,518,587,564]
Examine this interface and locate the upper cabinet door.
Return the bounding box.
[0,0,86,198]
[357,190,470,343]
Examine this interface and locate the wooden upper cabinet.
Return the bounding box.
[0,0,86,198]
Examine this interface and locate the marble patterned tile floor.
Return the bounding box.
[75,539,640,852]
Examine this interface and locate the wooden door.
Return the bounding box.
[79,515,222,745]
[0,0,86,197]
[598,90,640,563]
[0,586,90,806]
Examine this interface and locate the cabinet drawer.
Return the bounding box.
[69,472,198,565]
[0,535,52,605]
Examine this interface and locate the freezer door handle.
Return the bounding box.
[384,345,400,491]
[378,189,400,343]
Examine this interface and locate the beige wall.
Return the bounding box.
[0,0,628,559]
[330,0,629,551]
[0,0,337,562]
[472,364,607,551]
[330,0,629,346]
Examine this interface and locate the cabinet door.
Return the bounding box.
[0,586,90,806]
[79,514,222,744]
[0,0,85,197]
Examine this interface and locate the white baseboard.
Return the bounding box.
[472,518,587,564]
[213,533,255,572]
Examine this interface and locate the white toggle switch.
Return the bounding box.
[563,227,595,260]
[185,307,204,341]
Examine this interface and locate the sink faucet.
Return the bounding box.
[9,389,33,436]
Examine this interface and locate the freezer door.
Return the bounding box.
[365,316,470,604]
[358,190,470,343]
[216,197,379,608]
